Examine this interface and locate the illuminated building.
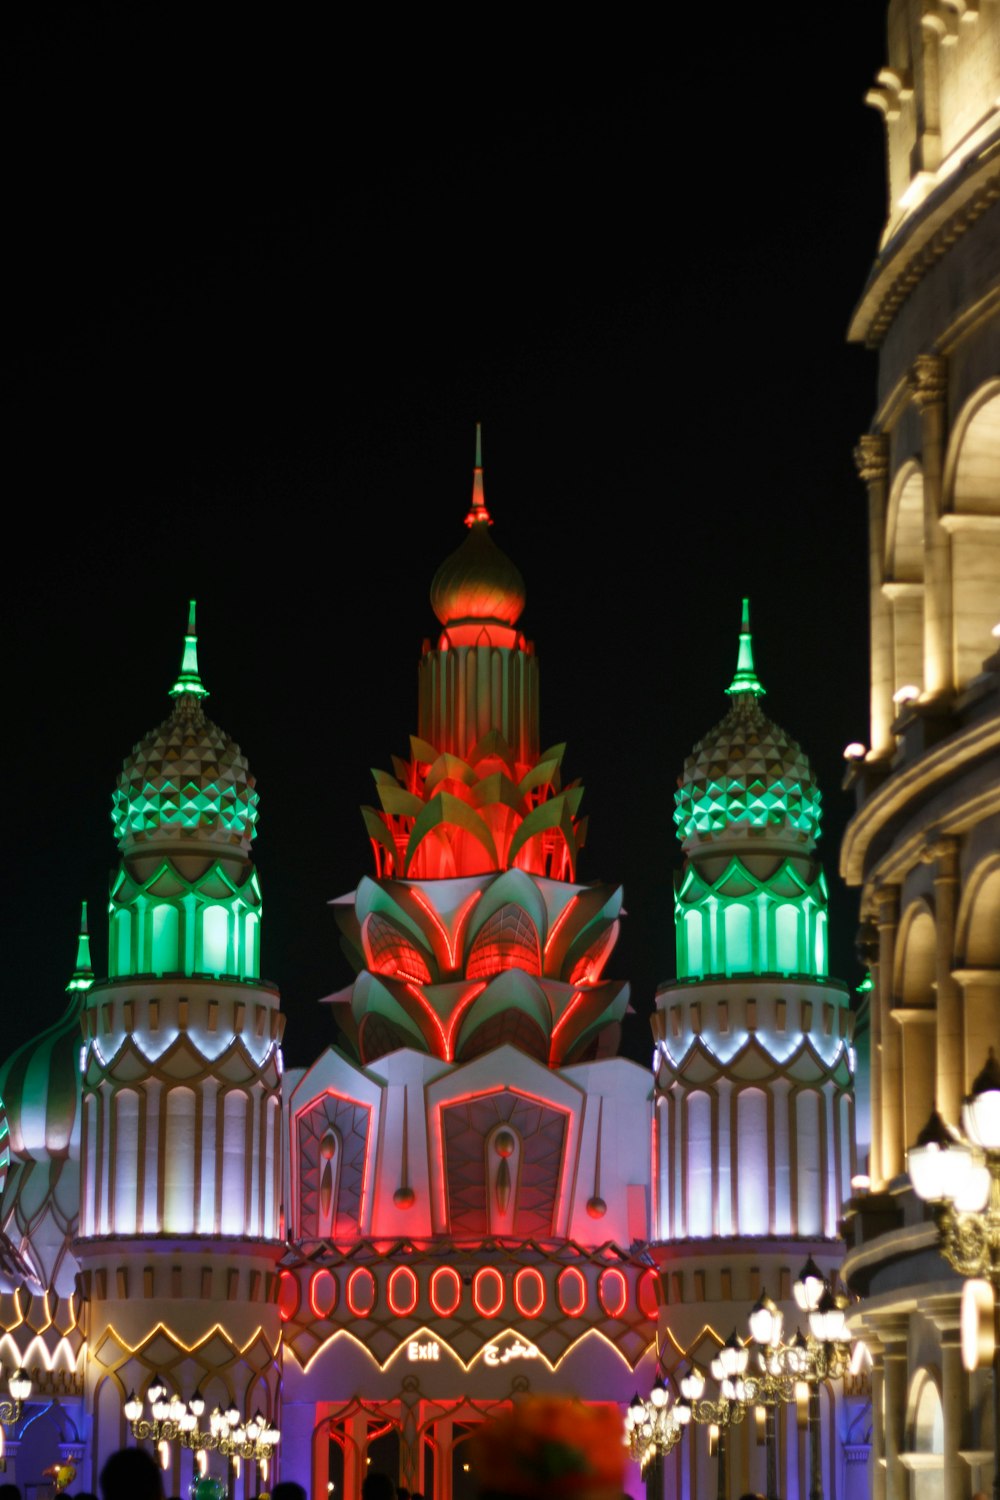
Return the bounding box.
[840,1,1000,1496]
[0,428,872,1497]
[651,605,866,1499]
[277,437,656,1496]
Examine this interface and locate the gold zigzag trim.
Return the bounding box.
[291,1322,654,1377]
[92,1321,282,1360]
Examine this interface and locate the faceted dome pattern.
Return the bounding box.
[674,694,822,845]
[430,521,526,628]
[112,696,259,850]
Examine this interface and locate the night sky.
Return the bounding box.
[7,12,888,1070]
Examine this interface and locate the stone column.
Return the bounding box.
[926,835,962,1124]
[344,1409,369,1500]
[876,884,902,1182]
[941,1324,972,1500]
[910,354,952,698]
[868,1349,887,1500]
[855,434,895,756]
[843,1442,872,1500]
[882,1322,909,1500]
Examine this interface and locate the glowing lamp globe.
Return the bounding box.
[961,1049,1000,1151]
[749,1293,782,1347]
[908,1108,974,1203]
[809,1287,846,1344]
[680,1367,705,1402]
[627,1393,645,1425]
[649,1379,668,1410]
[675,1399,692,1426]
[124,1392,142,1424]
[793,1257,826,1312]
[8,1368,31,1403]
[719,1331,748,1378]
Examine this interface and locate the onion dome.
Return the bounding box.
[430,425,526,630]
[111,602,259,852]
[674,600,822,849]
[0,903,91,1160]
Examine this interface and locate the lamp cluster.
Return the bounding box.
[906,1050,1000,1500]
[123,1383,280,1462]
[907,1050,1000,1284]
[0,1368,31,1428]
[625,1262,858,1500]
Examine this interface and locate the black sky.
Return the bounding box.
[5,11,888,1069]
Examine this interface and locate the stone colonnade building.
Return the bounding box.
[841,1,1000,1497]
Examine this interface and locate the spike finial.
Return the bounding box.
[169,599,209,699]
[67,900,94,992]
[464,422,492,527]
[726,597,766,697]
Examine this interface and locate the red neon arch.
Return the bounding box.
[309,1269,338,1319]
[598,1268,628,1319]
[346,1267,377,1317]
[556,1266,587,1318]
[278,1269,300,1323]
[638,1269,659,1319]
[430,1266,462,1317]
[387,1266,419,1318]
[513,1267,545,1318]
[472,1267,505,1318]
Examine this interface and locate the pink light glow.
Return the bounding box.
[472,1267,505,1317]
[387,1265,418,1317]
[543,895,579,965]
[409,886,481,970]
[346,1267,377,1317]
[556,1266,587,1317]
[430,1265,462,1317]
[278,1270,300,1323]
[309,1268,338,1319]
[549,990,585,1064]
[513,1266,545,1318]
[598,1268,628,1319]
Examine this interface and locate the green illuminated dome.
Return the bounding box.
[674,601,822,850]
[111,603,259,852]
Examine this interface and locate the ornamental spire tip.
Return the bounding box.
[169,598,209,700]
[464,422,492,527]
[68,900,94,992]
[726,596,766,698]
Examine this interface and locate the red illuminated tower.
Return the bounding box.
[328,427,630,1066]
[280,433,654,1499]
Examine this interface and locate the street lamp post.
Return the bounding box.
[748,1293,786,1500]
[907,1049,1000,1500]
[0,1369,31,1474]
[124,1382,280,1494]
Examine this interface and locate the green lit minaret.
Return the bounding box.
[672,598,827,978]
[76,601,284,1499]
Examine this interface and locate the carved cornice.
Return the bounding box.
[852,163,1000,349]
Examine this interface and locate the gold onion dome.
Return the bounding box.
[111,602,259,852]
[430,426,526,629]
[674,600,822,848]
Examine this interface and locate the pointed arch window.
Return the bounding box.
[467,905,541,979]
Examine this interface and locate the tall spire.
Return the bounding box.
[464,421,492,527]
[726,597,766,697]
[169,599,209,699]
[67,900,94,992]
